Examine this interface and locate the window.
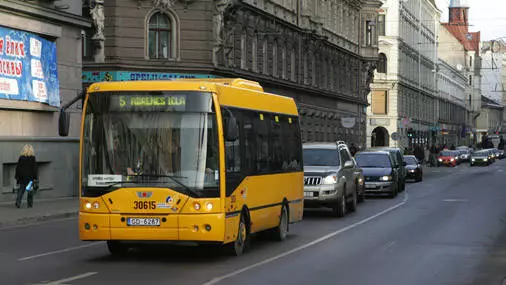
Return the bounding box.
[372,90,387,115]
[252,35,258,72]
[148,12,172,59]
[377,53,387,73]
[290,48,296,82]
[365,20,373,46]
[241,31,247,69]
[378,15,386,36]
[273,41,278,77]
[81,29,93,60]
[222,109,241,174]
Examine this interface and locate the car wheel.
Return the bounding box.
[357,182,365,203]
[333,191,346,217]
[348,190,358,213]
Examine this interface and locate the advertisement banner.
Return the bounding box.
[0,26,59,106]
[82,71,218,83]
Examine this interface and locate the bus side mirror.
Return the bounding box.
[225,117,239,141]
[58,109,70,137]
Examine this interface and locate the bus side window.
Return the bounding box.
[254,113,270,172]
[282,117,302,171]
[269,115,283,172]
[222,108,241,174]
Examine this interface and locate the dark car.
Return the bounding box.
[470,150,491,166]
[368,147,407,192]
[403,155,423,182]
[354,151,400,198]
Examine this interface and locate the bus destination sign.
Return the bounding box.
[110,94,186,111]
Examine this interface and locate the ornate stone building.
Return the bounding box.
[82,0,382,147]
[0,0,89,201]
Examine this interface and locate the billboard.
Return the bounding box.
[0,26,60,107]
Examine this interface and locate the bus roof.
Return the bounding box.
[86,78,299,116]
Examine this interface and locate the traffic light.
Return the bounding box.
[407,128,414,138]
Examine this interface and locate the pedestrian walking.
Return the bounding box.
[14,144,38,208]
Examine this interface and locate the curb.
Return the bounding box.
[0,210,78,228]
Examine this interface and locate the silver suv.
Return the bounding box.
[302,142,365,217]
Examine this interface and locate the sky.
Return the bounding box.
[435,0,506,41]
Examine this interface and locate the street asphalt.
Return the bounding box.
[1,160,506,285]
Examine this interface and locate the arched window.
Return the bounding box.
[146,10,179,59]
[377,53,387,73]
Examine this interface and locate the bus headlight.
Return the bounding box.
[92,202,100,209]
[205,202,213,211]
[323,175,337,184]
[193,202,201,211]
[85,202,92,209]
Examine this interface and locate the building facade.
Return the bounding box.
[437,20,470,147]
[441,0,483,146]
[480,40,506,136]
[82,0,382,147]
[0,0,89,201]
[476,96,504,140]
[367,0,440,148]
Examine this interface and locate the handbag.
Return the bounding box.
[33,180,39,192]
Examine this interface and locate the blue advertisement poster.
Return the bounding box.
[82,71,218,83]
[0,26,60,107]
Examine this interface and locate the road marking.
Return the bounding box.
[18,242,104,261]
[202,192,409,285]
[32,272,97,285]
[443,199,468,203]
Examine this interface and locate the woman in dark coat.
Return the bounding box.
[15,144,38,208]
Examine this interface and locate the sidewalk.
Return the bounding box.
[0,197,78,228]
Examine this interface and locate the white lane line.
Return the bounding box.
[18,242,105,261]
[443,199,468,203]
[202,192,409,285]
[32,272,97,285]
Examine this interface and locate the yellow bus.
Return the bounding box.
[59,78,304,256]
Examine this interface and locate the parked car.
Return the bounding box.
[368,147,407,192]
[354,151,400,198]
[403,155,423,182]
[302,142,365,217]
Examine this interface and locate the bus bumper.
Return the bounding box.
[79,212,226,243]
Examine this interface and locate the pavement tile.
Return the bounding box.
[0,197,78,228]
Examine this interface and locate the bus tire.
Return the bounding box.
[270,204,289,242]
[107,240,128,256]
[228,214,249,256]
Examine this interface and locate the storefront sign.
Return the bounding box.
[82,71,218,83]
[0,26,59,106]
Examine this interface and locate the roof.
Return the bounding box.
[449,0,469,8]
[442,24,480,54]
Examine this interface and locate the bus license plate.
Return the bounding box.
[127,218,160,226]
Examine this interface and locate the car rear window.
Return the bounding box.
[355,153,391,168]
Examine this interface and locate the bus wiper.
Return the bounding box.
[134,174,201,198]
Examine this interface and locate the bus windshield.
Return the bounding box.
[82,91,220,198]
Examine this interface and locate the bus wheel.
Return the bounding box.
[229,214,249,256]
[270,204,289,241]
[107,240,128,256]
